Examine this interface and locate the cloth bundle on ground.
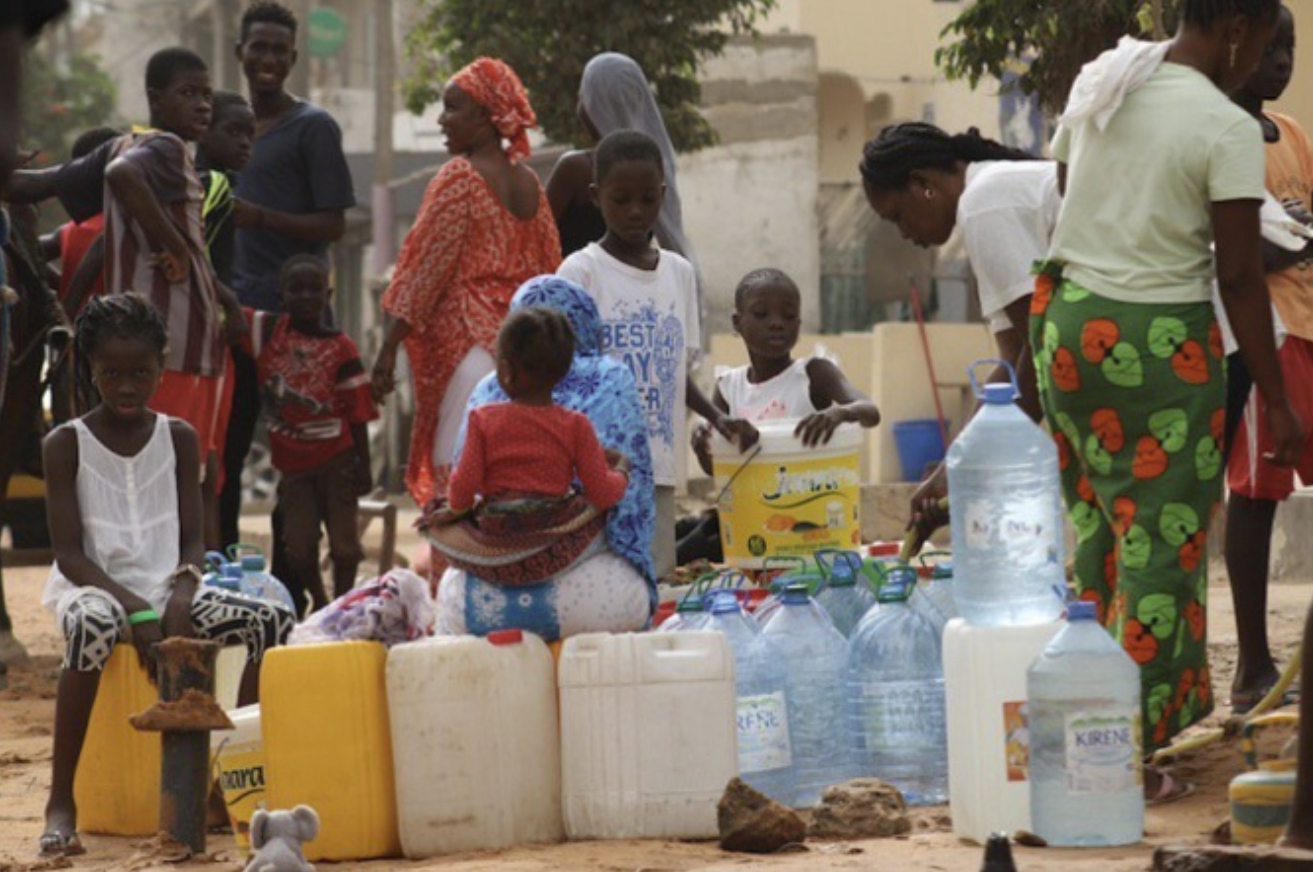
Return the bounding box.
[287,568,433,646]
[420,490,609,587]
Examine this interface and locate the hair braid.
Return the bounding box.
[859,122,1035,193]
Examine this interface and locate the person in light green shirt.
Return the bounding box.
[1033,0,1301,769]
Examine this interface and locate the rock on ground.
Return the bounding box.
[1154,844,1313,871]
[717,777,807,854]
[808,778,911,840]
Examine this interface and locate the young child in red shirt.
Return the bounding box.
[248,254,376,614]
[447,306,629,513]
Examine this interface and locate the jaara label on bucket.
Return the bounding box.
[1062,708,1143,794]
[737,692,792,773]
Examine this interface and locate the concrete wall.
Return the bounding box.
[679,35,821,337]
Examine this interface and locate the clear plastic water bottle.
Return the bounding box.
[754,569,827,629]
[846,579,948,805]
[910,561,959,637]
[760,583,852,807]
[1027,601,1143,846]
[705,594,793,800]
[815,550,876,638]
[946,360,1065,626]
[236,552,297,613]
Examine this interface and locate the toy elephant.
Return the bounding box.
[243,805,319,872]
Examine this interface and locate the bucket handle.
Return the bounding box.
[712,442,764,506]
[1241,712,1300,771]
[967,357,1020,402]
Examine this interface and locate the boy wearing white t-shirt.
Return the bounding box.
[558,130,753,578]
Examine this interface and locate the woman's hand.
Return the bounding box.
[905,463,950,555]
[1263,397,1304,467]
[795,407,850,447]
[371,345,398,400]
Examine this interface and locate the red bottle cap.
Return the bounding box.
[487,629,524,646]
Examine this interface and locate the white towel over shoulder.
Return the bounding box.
[1058,37,1172,132]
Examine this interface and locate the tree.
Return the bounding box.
[21,50,116,166]
[403,0,777,153]
[936,0,1180,117]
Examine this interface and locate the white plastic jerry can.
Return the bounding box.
[386,630,563,858]
[558,631,738,840]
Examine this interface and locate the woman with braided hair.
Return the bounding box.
[860,121,1059,541]
[372,58,562,522]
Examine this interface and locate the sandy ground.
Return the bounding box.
[0,516,1309,871]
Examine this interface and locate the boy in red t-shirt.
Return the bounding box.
[249,254,376,613]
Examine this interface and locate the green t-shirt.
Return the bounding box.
[1050,63,1264,304]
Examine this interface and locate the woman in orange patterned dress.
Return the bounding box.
[372,58,561,509]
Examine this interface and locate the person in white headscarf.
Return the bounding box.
[546,52,694,264]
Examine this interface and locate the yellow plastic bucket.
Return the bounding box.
[213,704,263,851]
[711,420,863,568]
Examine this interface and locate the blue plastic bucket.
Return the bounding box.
[892,419,946,482]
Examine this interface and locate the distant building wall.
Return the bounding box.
[678,34,820,335]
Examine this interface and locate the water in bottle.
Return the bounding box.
[910,561,959,637]
[1027,601,1143,846]
[815,550,876,637]
[945,362,1065,626]
[237,552,297,613]
[846,579,948,805]
[760,584,852,807]
[705,595,793,801]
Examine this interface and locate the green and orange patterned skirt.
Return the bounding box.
[1030,263,1223,750]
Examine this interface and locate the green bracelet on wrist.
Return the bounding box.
[127,609,160,626]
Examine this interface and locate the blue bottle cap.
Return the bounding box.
[876,581,912,604]
[981,383,1018,404]
[223,564,244,580]
[708,592,741,615]
[781,583,811,605]
[240,554,266,572]
[1067,601,1097,621]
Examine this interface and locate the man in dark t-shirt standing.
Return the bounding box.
[224,1,356,563]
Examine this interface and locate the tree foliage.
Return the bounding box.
[403,0,777,153]
[936,0,1182,117]
[21,50,117,167]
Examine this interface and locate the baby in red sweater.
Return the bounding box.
[447,306,629,513]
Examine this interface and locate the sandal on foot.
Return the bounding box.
[1231,685,1299,716]
[38,830,86,857]
[1146,771,1196,807]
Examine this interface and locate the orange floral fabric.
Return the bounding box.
[382,156,561,504]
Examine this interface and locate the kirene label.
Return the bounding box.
[737,692,792,773]
[1062,709,1143,794]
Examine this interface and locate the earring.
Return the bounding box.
[1230,41,1238,69]
[923,187,934,200]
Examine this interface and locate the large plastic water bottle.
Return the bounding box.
[909,561,959,637]
[753,568,827,629]
[846,579,948,805]
[705,594,793,800]
[760,584,852,807]
[815,550,876,638]
[1027,601,1143,846]
[946,360,1065,626]
[236,552,297,614]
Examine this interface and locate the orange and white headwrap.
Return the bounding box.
[451,57,537,162]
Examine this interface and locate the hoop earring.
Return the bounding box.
[923,187,934,200]
[1230,41,1238,70]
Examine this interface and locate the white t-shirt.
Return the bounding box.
[958,161,1060,333]
[1049,63,1265,304]
[558,242,700,486]
[716,358,819,422]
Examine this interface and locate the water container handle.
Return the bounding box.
[676,570,720,612]
[226,542,262,563]
[859,558,889,595]
[716,569,751,590]
[204,551,228,573]
[968,357,1020,402]
[815,549,862,586]
[1240,712,1299,771]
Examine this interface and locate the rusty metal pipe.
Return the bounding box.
[130,637,233,855]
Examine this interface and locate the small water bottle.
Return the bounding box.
[846,578,948,805]
[705,594,793,800]
[980,833,1017,871]
[1027,601,1143,846]
[760,583,852,807]
[946,359,1065,626]
[815,550,876,638]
